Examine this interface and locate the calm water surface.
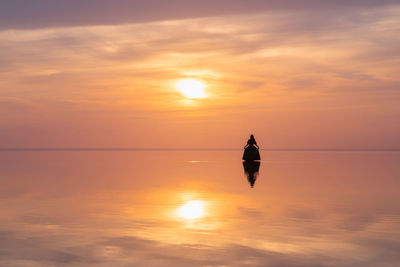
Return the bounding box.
[0,151,399,266]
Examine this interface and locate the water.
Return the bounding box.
[0,151,399,266]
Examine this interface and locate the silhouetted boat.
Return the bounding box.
[242,145,261,161]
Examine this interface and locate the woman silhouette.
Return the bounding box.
[242,134,261,161]
[244,134,259,149]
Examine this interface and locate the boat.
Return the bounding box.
[242,145,261,161]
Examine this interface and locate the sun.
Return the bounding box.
[178,200,205,219]
[176,79,207,99]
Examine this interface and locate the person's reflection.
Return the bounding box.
[243,161,261,188]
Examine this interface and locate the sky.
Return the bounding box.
[1,0,399,149]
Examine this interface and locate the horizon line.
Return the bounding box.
[0,148,400,152]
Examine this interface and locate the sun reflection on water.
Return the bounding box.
[178,200,205,219]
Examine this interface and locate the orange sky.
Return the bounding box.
[0,1,399,148]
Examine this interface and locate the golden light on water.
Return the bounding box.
[176,79,207,99]
[178,200,205,219]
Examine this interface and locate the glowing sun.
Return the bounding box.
[176,79,207,99]
[178,200,205,219]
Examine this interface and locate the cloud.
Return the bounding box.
[0,3,399,148]
[0,0,399,30]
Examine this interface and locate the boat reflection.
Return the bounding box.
[243,161,261,188]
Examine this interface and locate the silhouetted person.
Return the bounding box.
[243,161,260,188]
[244,134,259,149]
[242,134,261,161]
